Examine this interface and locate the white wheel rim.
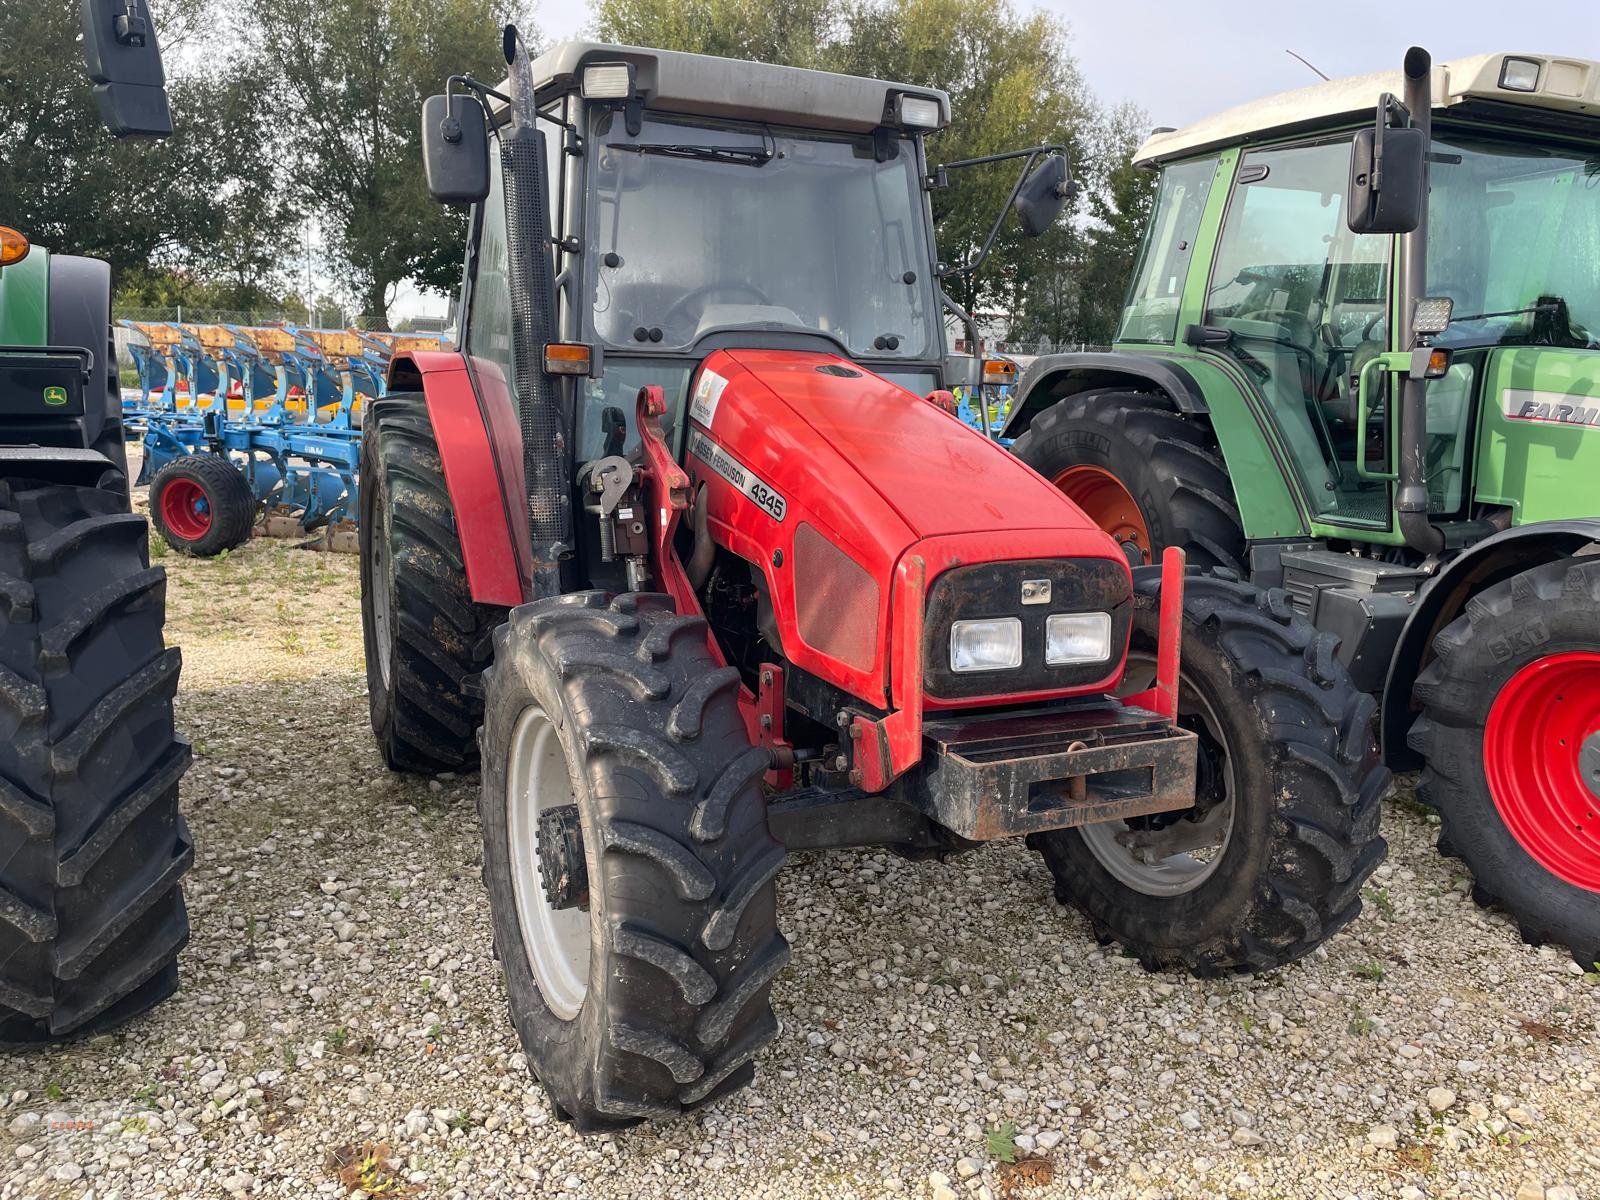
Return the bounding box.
[1079,653,1236,897]
[506,707,591,1020]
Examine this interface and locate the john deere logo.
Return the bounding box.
[42,386,67,407]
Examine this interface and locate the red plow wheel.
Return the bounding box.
[157,475,213,542]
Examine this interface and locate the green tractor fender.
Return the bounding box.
[1000,351,1210,440]
[1382,518,1600,768]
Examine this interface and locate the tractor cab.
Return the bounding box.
[1084,51,1600,544]
[427,41,1069,464]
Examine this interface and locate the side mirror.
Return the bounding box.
[80,0,172,137]
[1013,155,1072,238]
[422,93,490,206]
[1347,106,1426,235]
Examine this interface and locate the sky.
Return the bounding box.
[395,0,1598,321]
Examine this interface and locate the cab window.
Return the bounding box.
[1119,156,1217,344]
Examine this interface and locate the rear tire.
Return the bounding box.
[1030,570,1388,974]
[359,393,504,774]
[1410,556,1600,967]
[480,592,788,1129]
[1012,390,1246,572]
[0,479,191,1043]
[149,454,255,557]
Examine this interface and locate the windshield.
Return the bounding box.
[1430,133,1600,351]
[586,110,936,357]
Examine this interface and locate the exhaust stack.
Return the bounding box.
[501,25,571,597]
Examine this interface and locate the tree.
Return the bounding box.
[249,0,515,329]
[1072,102,1156,346]
[592,0,840,66]
[0,0,294,291]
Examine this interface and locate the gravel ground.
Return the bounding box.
[3,523,1599,1200]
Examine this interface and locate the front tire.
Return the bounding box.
[0,480,191,1042]
[479,592,788,1129]
[1012,390,1246,572]
[359,394,503,774]
[1410,556,1600,966]
[1030,571,1388,974]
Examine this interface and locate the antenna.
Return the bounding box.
[1286,50,1330,81]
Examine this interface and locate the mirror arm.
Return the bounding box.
[941,149,1042,280]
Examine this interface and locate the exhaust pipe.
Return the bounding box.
[502,26,572,597]
[1395,47,1445,557]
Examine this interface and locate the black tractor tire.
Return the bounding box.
[0,479,191,1043]
[479,591,788,1130]
[1410,556,1600,967]
[1011,390,1246,573]
[148,454,255,557]
[1029,570,1389,975]
[359,393,504,774]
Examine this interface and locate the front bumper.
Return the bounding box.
[901,699,1198,841]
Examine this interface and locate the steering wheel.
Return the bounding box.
[660,282,774,333]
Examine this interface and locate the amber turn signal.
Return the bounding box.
[543,342,593,376]
[0,227,31,267]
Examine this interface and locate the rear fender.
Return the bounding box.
[1001,351,1210,439]
[1381,519,1600,767]
[388,351,531,607]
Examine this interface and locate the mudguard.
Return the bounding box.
[387,350,531,607]
[1381,518,1600,767]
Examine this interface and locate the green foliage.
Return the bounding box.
[0,0,295,289]
[248,0,519,328]
[985,1119,1019,1162]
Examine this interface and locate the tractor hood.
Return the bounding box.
[683,348,1129,707]
[691,348,1101,540]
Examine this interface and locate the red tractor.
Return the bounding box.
[358,30,1388,1129]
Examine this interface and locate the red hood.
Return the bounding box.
[717,349,1097,539]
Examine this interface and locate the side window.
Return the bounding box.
[1118,156,1216,344]
[466,147,515,386]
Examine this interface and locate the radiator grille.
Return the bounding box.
[792,522,879,673]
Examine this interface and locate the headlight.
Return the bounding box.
[950,617,1022,673]
[582,62,636,100]
[898,94,943,128]
[1045,612,1112,665]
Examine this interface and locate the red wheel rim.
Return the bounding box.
[1483,651,1600,892]
[1052,465,1152,565]
[159,477,213,542]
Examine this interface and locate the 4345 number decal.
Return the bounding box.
[688,430,787,522]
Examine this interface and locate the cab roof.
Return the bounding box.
[519,40,951,134]
[1136,52,1600,166]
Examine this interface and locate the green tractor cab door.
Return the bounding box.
[1200,137,1400,533]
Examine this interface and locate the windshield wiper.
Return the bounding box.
[1450,300,1563,323]
[606,140,774,167]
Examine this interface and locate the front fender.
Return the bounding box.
[387,351,531,607]
[1382,519,1600,767]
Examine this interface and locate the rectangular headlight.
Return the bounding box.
[582,62,635,100]
[898,94,942,129]
[950,617,1022,673]
[1499,56,1541,92]
[1045,612,1113,665]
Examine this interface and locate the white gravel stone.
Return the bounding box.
[6,537,1595,1200]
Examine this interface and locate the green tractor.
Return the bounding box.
[1008,48,1600,963]
[0,1,191,1042]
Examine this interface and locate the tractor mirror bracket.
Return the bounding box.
[422,93,491,205]
[80,0,172,137]
[1347,93,1426,235]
